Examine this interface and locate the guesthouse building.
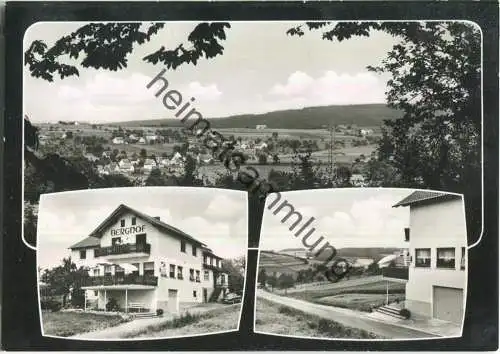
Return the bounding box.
[69,204,229,314]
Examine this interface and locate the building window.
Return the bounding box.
[181,240,186,253]
[210,257,213,265]
[460,247,466,270]
[120,219,125,227]
[221,274,226,285]
[104,265,112,276]
[204,270,209,281]
[189,269,195,281]
[93,249,98,258]
[144,262,155,276]
[169,264,176,278]
[177,266,183,280]
[415,248,431,267]
[216,259,220,267]
[115,265,125,277]
[131,263,139,276]
[203,255,207,264]
[196,270,200,282]
[112,237,121,246]
[132,217,137,226]
[192,245,197,257]
[193,290,197,298]
[93,268,100,277]
[79,250,86,259]
[94,291,98,296]
[437,248,456,269]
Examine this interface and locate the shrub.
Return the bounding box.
[399,308,411,319]
[106,297,120,312]
[41,299,62,312]
[278,306,297,316]
[156,309,164,316]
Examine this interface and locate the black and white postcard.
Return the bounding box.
[2,1,498,351]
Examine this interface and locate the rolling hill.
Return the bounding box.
[113,104,401,129]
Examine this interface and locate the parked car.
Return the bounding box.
[222,293,242,304]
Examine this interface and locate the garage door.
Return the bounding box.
[433,286,464,324]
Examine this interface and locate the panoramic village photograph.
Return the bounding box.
[23,20,481,251]
[37,187,247,339]
[255,188,467,340]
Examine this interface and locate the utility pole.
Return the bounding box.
[327,124,336,181]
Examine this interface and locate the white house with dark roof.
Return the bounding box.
[69,204,229,314]
[383,190,466,325]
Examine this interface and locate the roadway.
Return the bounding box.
[257,290,439,339]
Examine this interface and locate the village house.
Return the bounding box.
[143,158,157,171]
[138,137,147,144]
[350,174,366,187]
[256,124,267,130]
[112,137,125,145]
[118,159,135,173]
[383,191,466,325]
[69,204,229,314]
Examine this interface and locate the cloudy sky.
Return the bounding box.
[37,187,247,269]
[24,21,396,123]
[259,188,413,252]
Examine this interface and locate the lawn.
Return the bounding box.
[42,311,128,337]
[286,280,406,312]
[125,304,240,338]
[316,293,406,312]
[255,298,384,339]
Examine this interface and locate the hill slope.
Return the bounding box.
[114,104,401,129]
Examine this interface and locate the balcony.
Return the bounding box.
[382,266,409,281]
[203,262,222,271]
[81,274,158,287]
[95,243,151,259]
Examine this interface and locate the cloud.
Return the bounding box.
[185,81,222,102]
[58,72,155,105]
[204,194,245,221]
[268,70,386,106]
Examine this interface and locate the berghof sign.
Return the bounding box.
[110,225,146,236]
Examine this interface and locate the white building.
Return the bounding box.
[389,191,466,324]
[69,204,229,314]
[112,137,125,145]
[350,174,366,187]
[256,125,267,130]
[143,159,157,171]
[118,159,134,173]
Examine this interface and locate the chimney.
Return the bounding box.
[154,216,160,221]
[404,228,410,242]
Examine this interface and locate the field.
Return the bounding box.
[126,304,240,338]
[42,311,128,337]
[255,298,383,339]
[286,280,406,312]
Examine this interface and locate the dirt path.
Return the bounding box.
[257,290,439,339]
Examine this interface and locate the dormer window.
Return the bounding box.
[120,219,125,227]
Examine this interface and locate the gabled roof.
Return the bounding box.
[88,204,206,247]
[393,191,461,208]
[202,247,222,260]
[69,236,100,250]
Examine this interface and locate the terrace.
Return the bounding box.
[94,243,151,259]
[81,274,158,287]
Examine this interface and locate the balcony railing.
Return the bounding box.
[382,266,409,281]
[203,263,222,271]
[95,243,151,257]
[81,274,158,287]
